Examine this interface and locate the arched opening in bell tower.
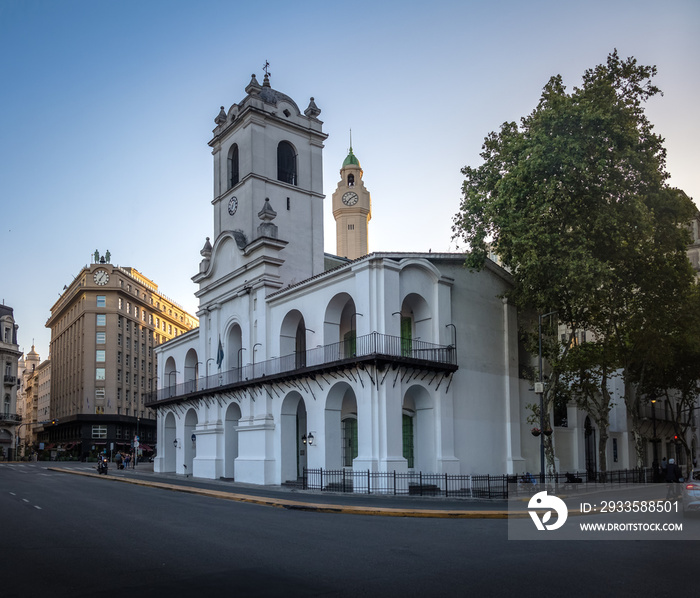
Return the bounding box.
[277,141,297,186]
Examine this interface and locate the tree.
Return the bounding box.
[452,51,697,477]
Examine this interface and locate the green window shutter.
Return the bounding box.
[400,317,412,357]
[343,330,356,358]
[402,414,414,468]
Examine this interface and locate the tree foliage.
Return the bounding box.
[453,50,698,474]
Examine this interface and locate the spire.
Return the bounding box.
[342,146,360,168]
[342,129,361,168]
[262,60,271,88]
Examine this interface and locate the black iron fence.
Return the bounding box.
[148,331,456,403]
[300,467,657,499]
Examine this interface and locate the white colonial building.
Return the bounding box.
[149,72,528,484]
[150,71,694,485]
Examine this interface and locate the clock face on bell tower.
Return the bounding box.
[331,147,371,260]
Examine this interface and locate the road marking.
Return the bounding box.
[34,506,42,510]
[9,492,16,496]
[23,499,29,503]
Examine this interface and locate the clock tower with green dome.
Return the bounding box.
[331,145,371,259]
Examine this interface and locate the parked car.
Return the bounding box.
[682,469,700,517]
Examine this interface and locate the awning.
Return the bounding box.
[138,443,154,452]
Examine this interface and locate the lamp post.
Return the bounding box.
[651,397,659,482]
[351,312,363,333]
[537,311,558,484]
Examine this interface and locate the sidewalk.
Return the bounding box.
[48,462,510,519]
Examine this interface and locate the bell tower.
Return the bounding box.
[331,145,371,259]
[196,70,328,294]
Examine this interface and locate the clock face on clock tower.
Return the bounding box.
[93,270,109,285]
[342,191,358,206]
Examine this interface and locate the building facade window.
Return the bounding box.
[96,314,106,326]
[96,368,106,380]
[96,296,106,307]
[96,350,106,362]
[96,332,106,344]
[92,425,107,439]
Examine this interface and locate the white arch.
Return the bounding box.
[280,391,306,482]
[403,384,436,472]
[323,381,357,469]
[184,408,198,475]
[163,411,177,472]
[224,402,242,478]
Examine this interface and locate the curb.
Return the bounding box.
[48,467,510,519]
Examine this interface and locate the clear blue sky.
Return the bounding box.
[1,0,698,360]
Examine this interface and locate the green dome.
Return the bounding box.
[342,147,361,168]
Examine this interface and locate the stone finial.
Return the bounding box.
[304,97,321,118]
[200,237,212,258]
[258,198,277,221]
[246,74,261,96]
[257,198,278,239]
[214,106,227,125]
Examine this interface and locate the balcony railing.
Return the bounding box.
[0,413,21,424]
[147,331,457,405]
[4,375,17,386]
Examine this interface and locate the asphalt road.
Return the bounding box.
[1,463,695,597]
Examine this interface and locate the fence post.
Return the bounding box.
[419,471,423,496]
[367,469,371,494]
[445,473,448,497]
[320,468,323,491]
[394,470,396,495]
[342,468,346,493]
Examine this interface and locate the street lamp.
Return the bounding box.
[351,312,363,333]
[536,311,558,484]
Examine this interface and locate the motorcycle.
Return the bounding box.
[97,457,109,475]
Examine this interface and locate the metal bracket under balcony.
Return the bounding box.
[146,331,457,407]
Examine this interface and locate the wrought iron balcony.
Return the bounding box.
[147,331,457,406]
[0,413,21,424]
[4,375,17,386]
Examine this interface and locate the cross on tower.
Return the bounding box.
[262,60,271,77]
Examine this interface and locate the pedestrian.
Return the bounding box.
[661,457,667,475]
[124,453,130,469]
[115,452,123,470]
[665,458,681,499]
